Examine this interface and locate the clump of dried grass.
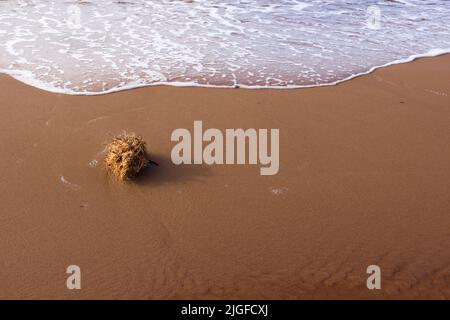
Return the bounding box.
[105,132,149,181]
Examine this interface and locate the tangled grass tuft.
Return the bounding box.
[104,132,149,181]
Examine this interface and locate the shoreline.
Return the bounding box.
[0,54,449,299]
[1,49,450,96]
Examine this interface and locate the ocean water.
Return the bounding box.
[0,0,449,94]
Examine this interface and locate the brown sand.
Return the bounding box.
[0,55,449,300]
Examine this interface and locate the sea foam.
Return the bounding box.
[0,0,449,95]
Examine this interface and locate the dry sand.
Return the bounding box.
[0,55,449,299]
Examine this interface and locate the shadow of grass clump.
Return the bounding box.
[133,154,210,186]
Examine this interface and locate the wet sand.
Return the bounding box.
[0,55,449,299]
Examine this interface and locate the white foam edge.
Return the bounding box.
[1,47,449,96]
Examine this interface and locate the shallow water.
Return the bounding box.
[0,0,449,94]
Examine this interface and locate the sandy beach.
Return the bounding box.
[0,54,449,299]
